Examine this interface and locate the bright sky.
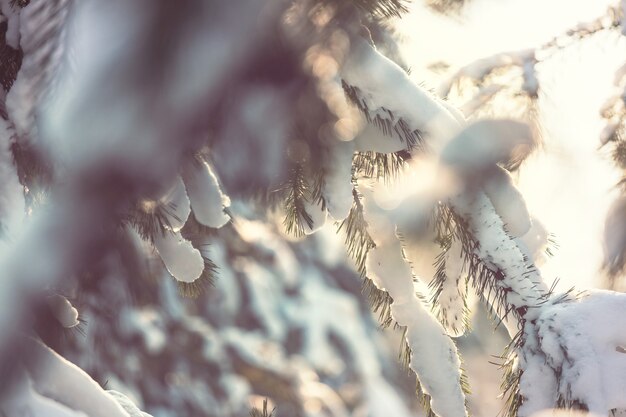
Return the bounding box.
[395,0,626,289]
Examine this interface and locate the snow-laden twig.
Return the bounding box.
[360,183,468,417]
[21,338,131,417]
[5,0,69,136]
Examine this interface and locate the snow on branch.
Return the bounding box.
[360,183,468,417]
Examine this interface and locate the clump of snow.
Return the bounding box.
[48,294,79,328]
[2,374,89,417]
[361,184,468,417]
[23,338,131,417]
[159,177,190,232]
[441,119,535,176]
[182,158,230,229]
[341,38,462,152]
[153,230,204,284]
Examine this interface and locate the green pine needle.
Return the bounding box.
[352,150,411,182]
[282,163,315,237]
[175,251,217,298]
[342,81,424,151]
[338,188,376,277]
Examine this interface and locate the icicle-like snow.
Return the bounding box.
[322,139,355,221]
[182,158,230,229]
[361,185,467,417]
[153,230,204,284]
[159,176,190,232]
[439,239,468,337]
[48,294,79,328]
[24,338,130,417]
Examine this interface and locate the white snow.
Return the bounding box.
[483,166,532,238]
[107,390,153,417]
[153,230,204,284]
[440,239,468,337]
[24,338,131,417]
[2,375,88,417]
[159,176,190,232]
[182,158,230,229]
[451,191,543,313]
[361,184,468,417]
[48,294,79,328]
[440,119,535,175]
[341,38,462,153]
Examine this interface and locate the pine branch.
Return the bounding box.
[174,245,218,298]
[342,80,424,151]
[401,335,471,417]
[434,202,538,323]
[429,241,471,336]
[282,163,315,237]
[338,188,376,277]
[352,150,411,182]
[0,21,22,91]
[126,199,178,242]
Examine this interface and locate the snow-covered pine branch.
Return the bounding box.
[360,182,468,417]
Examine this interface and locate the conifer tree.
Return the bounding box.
[0,1,626,416]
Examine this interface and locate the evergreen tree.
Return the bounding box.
[0,0,625,416]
